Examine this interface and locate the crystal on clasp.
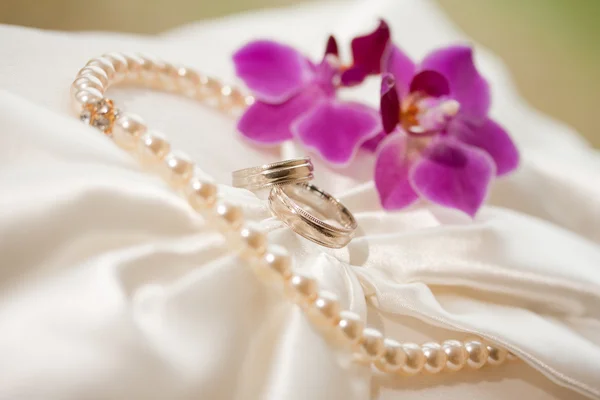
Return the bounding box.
[79,98,117,135]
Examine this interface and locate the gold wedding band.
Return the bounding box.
[268,183,357,248]
[232,157,314,190]
[234,158,357,248]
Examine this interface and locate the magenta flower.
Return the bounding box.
[233,22,391,165]
[373,45,519,216]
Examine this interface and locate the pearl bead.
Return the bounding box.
[73,87,103,104]
[177,66,200,97]
[375,338,406,373]
[102,53,128,82]
[159,62,181,91]
[487,344,508,366]
[218,85,234,108]
[285,274,318,304]
[72,88,103,113]
[86,57,116,80]
[122,53,144,80]
[245,95,255,107]
[238,226,267,257]
[137,131,171,164]
[220,85,246,110]
[231,89,247,108]
[112,113,147,149]
[198,75,221,99]
[358,328,385,362]
[258,247,292,282]
[138,54,164,82]
[214,201,244,231]
[442,340,467,371]
[220,85,232,97]
[71,76,104,96]
[465,340,489,369]
[337,311,364,346]
[185,178,217,210]
[162,152,195,187]
[78,65,109,87]
[422,342,447,374]
[402,343,425,375]
[306,291,340,326]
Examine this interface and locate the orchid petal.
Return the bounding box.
[383,45,415,98]
[450,117,519,176]
[350,20,391,75]
[325,35,339,56]
[292,101,381,165]
[340,67,368,87]
[314,58,337,97]
[411,139,495,217]
[409,70,450,97]
[420,45,490,120]
[374,133,419,210]
[237,87,322,144]
[233,40,315,104]
[380,73,400,134]
[362,131,386,152]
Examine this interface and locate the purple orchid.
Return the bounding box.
[373,45,519,216]
[233,21,391,165]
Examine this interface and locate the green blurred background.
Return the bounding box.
[1,0,598,147]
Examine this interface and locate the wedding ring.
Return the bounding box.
[232,157,314,191]
[269,183,357,248]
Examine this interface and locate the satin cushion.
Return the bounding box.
[0,1,599,399]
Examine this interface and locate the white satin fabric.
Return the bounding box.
[0,0,599,399]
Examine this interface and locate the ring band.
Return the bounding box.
[269,183,357,248]
[232,157,314,191]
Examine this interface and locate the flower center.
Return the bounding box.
[400,93,460,136]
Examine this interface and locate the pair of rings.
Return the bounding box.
[232,158,357,248]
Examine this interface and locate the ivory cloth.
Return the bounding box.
[0,0,599,399]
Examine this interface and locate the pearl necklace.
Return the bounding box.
[71,52,516,376]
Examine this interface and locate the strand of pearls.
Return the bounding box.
[71,53,517,375]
